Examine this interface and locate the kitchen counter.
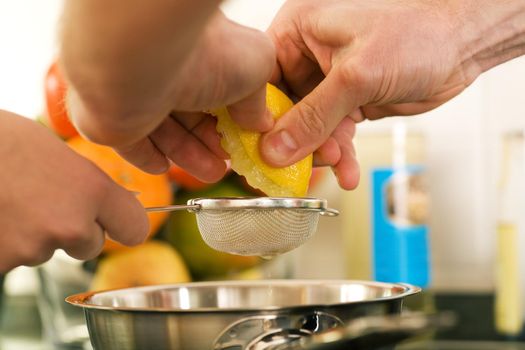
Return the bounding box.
[1,337,50,350]
[2,337,525,350]
[1,336,92,350]
[400,340,525,350]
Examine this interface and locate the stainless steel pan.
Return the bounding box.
[66,280,423,350]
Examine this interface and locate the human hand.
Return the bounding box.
[62,2,275,182]
[0,111,148,272]
[261,0,525,189]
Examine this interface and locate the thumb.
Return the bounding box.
[260,67,364,167]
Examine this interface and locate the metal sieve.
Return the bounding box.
[146,197,338,256]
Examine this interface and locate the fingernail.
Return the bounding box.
[264,130,298,163]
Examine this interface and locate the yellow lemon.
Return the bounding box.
[90,241,190,291]
[213,84,312,197]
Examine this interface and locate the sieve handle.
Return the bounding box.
[145,204,200,213]
[319,208,339,217]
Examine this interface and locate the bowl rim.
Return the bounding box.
[65,279,421,313]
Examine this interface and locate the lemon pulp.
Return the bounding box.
[213,84,312,197]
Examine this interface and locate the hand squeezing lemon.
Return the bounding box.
[213,84,312,197]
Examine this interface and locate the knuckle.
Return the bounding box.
[339,60,371,90]
[118,143,156,172]
[50,220,89,248]
[55,223,103,260]
[89,170,114,199]
[33,249,55,266]
[66,242,103,261]
[296,100,327,139]
[77,160,113,198]
[17,239,55,267]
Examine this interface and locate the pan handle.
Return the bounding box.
[274,312,456,350]
[213,312,343,350]
[214,312,454,350]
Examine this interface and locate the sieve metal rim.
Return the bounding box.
[145,197,339,216]
[186,197,338,216]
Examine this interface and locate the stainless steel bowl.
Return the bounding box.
[66,280,420,350]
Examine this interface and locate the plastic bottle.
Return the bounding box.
[341,123,426,281]
[495,131,525,337]
[371,122,431,288]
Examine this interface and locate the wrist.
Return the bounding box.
[448,0,525,74]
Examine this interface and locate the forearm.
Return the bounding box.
[450,0,525,75]
[60,0,220,143]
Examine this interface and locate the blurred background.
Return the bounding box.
[1,0,525,348]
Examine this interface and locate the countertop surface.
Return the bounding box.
[401,340,525,349]
[1,337,50,350]
[2,337,525,350]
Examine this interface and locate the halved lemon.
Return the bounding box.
[213,84,312,197]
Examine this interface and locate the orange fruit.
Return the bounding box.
[44,61,79,139]
[67,136,173,251]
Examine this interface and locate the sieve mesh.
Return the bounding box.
[145,197,337,257]
[196,208,320,256]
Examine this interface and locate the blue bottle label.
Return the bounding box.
[371,166,431,288]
